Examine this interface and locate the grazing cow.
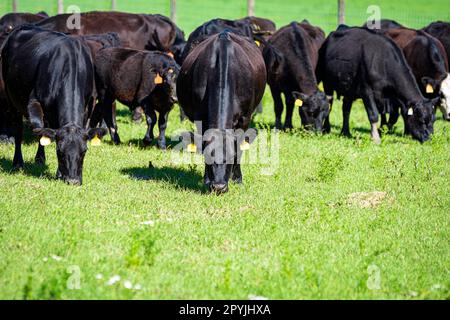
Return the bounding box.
[0,12,50,142]
[423,21,450,120]
[383,27,450,121]
[177,31,266,194]
[317,26,438,143]
[36,11,177,52]
[263,21,330,131]
[1,25,106,185]
[362,18,403,31]
[92,48,179,148]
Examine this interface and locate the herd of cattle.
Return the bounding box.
[0,11,449,193]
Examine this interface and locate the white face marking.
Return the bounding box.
[439,73,450,119]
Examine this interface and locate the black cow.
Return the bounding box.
[383,27,450,122]
[177,31,266,194]
[263,21,330,131]
[1,25,106,185]
[0,12,50,142]
[317,26,438,143]
[92,48,179,148]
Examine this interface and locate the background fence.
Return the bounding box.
[1,0,450,35]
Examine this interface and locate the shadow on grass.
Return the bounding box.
[121,165,205,193]
[126,138,181,150]
[0,157,53,179]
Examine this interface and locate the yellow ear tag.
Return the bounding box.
[40,136,51,146]
[426,84,434,93]
[295,99,303,107]
[167,52,174,58]
[240,141,250,151]
[187,143,197,153]
[408,107,414,116]
[255,40,260,47]
[91,135,101,146]
[154,73,163,85]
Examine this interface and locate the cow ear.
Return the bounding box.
[421,77,435,93]
[33,128,56,146]
[292,91,308,101]
[33,128,56,139]
[86,128,107,141]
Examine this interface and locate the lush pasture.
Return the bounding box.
[0,1,449,300]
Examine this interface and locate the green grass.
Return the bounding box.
[0,93,449,299]
[0,0,449,300]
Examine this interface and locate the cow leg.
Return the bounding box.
[179,106,187,122]
[341,97,353,137]
[380,113,388,128]
[271,88,283,130]
[362,95,381,144]
[12,115,24,170]
[323,115,331,134]
[232,151,243,184]
[388,106,400,133]
[143,106,157,147]
[284,95,295,130]
[255,101,263,114]
[157,110,169,150]
[34,144,46,165]
[102,98,121,145]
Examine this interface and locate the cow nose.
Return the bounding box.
[65,178,82,186]
[210,183,228,194]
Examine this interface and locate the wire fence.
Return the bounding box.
[1,0,449,34]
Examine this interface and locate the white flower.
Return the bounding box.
[95,274,103,280]
[107,275,121,285]
[123,280,133,289]
[51,255,63,261]
[140,220,155,226]
[134,284,142,290]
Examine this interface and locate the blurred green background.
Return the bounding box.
[1,0,449,34]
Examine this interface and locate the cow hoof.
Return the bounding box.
[158,143,167,150]
[12,164,24,171]
[35,157,46,165]
[142,138,153,147]
[372,137,381,145]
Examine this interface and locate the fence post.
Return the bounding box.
[247,0,255,17]
[170,0,177,23]
[58,0,64,14]
[338,0,345,25]
[12,0,18,12]
[111,0,117,11]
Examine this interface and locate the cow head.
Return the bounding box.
[439,73,450,121]
[406,98,439,143]
[203,129,237,194]
[292,91,331,132]
[153,61,180,104]
[34,126,107,185]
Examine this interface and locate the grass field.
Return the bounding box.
[0,1,449,300]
